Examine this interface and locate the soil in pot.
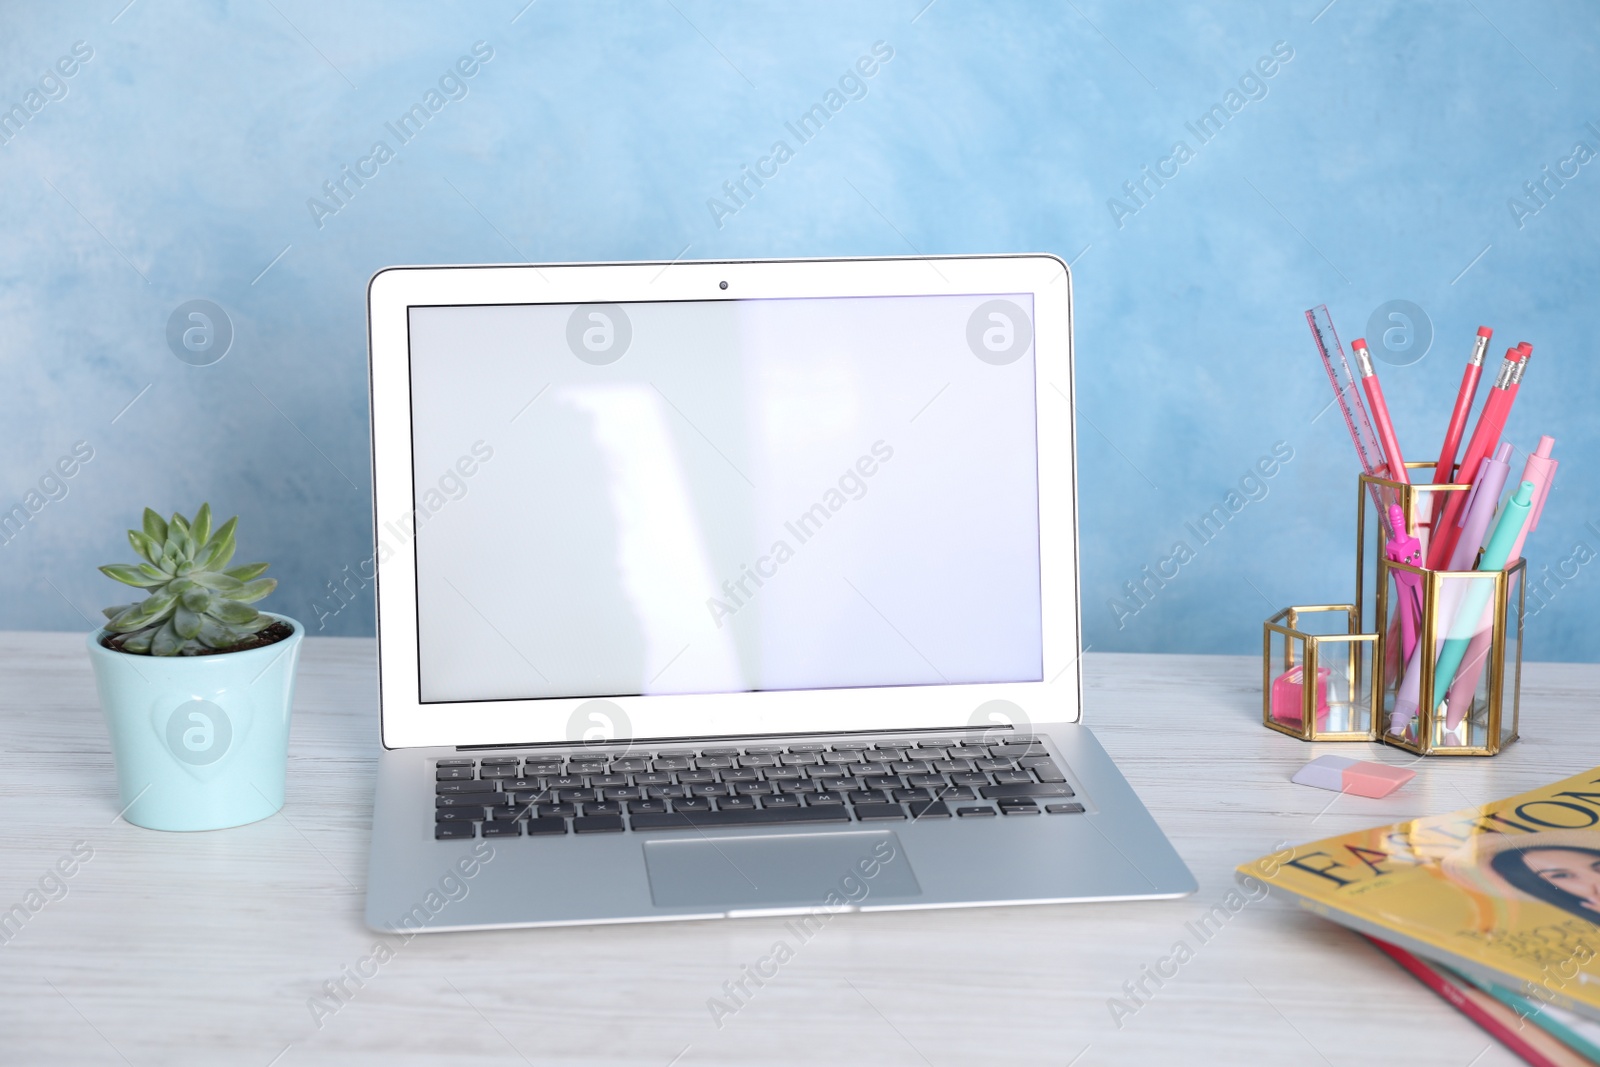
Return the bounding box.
[98,620,295,656]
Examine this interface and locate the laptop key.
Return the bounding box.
[589,774,628,788]
[628,800,668,814]
[438,792,503,808]
[864,776,901,790]
[481,820,522,837]
[435,822,476,839]
[524,761,563,775]
[674,798,713,812]
[436,767,474,781]
[437,780,499,795]
[854,803,907,821]
[434,808,481,822]
[1022,759,1068,783]
[761,794,801,807]
[630,807,851,831]
[807,792,846,805]
[847,790,889,805]
[787,743,828,753]
[981,783,1074,800]
[956,805,996,817]
[909,774,946,788]
[992,770,1034,785]
[437,758,474,767]
[537,803,577,817]
[893,788,933,802]
[572,815,625,834]
[718,797,757,810]
[584,802,621,816]
[951,772,989,786]
[1047,803,1087,814]
[907,800,952,819]
[743,745,786,755]
[610,758,649,772]
[525,817,567,835]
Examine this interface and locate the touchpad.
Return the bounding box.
[643,830,920,909]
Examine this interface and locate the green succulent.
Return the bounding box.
[99,504,277,656]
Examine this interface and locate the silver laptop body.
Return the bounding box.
[363,255,1195,930]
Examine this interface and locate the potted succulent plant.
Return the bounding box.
[86,505,303,831]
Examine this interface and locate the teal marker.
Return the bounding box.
[1432,480,1535,710]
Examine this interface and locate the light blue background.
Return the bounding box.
[2,1,1596,660]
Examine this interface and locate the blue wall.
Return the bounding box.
[2,2,1596,660]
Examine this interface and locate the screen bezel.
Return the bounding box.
[368,255,1080,749]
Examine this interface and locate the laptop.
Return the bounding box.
[363,254,1195,931]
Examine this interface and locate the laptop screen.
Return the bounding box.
[406,294,1042,704]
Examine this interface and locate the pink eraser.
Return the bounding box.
[1351,338,1367,349]
[1477,326,1492,338]
[1291,755,1415,799]
[1342,761,1416,798]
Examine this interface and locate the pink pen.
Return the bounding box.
[1384,504,1424,662]
[1443,437,1558,723]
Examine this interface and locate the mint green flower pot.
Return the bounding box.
[86,614,302,832]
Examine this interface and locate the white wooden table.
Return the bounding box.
[2,632,1593,1066]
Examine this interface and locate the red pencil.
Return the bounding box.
[1427,345,1529,569]
[1428,327,1492,528]
[1351,338,1409,485]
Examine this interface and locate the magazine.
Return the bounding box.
[1367,937,1595,1067]
[1239,766,1600,1022]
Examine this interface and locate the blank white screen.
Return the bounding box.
[408,294,1042,703]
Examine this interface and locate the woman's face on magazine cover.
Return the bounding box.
[1524,848,1600,911]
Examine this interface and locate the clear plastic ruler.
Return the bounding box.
[1306,305,1397,538]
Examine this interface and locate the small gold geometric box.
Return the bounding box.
[1262,604,1377,742]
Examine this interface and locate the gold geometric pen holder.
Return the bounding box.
[1261,466,1527,754]
[1262,604,1377,742]
[1374,553,1525,756]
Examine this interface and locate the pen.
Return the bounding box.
[1443,437,1557,721]
[1384,504,1424,662]
[1351,338,1409,485]
[1433,480,1536,722]
[1427,346,1529,569]
[1387,443,1512,734]
[1428,327,1491,529]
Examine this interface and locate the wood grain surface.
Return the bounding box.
[2,632,1593,1066]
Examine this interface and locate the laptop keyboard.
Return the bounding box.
[433,736,1085,838]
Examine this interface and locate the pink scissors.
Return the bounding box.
[1384,504,1425,661]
